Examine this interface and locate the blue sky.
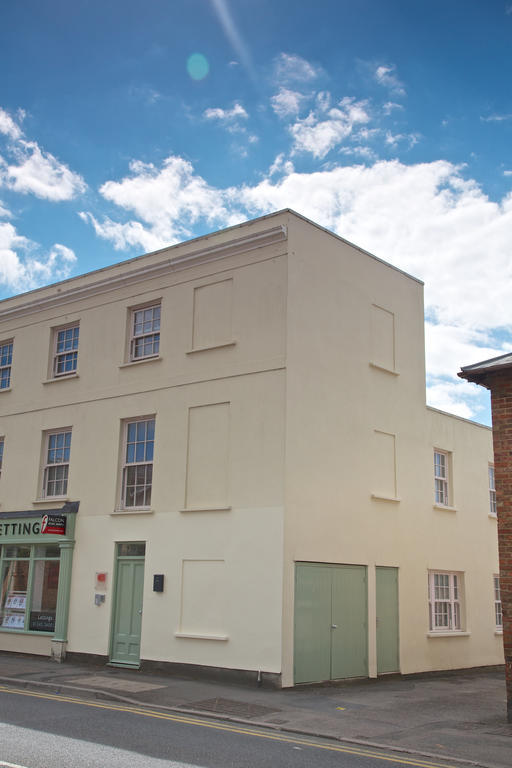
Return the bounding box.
[1,0,512,424]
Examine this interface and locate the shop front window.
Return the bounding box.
[0,544,60,632]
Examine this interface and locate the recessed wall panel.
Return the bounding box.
[179,559,226,636]
[371,304,395,371]
[372,430,397,498]
[192,279,233,350]
[185,402,230,509]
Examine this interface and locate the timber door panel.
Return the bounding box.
[294,563,368,684]
[331,565,368,679]
[110,545,145,667]
[294,564,332,684]
[376,566,399,674]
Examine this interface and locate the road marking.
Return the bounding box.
[0,762,30,768]
[0,685,457,768]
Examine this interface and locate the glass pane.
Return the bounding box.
[118,542,146,557]
[34,545,60,559]
[1,559,29,629]
[4,545,30,559]
[29,559,60,632]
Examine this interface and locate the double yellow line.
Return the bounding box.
[0,684,456,768]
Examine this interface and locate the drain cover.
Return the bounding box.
[180,697,280,719]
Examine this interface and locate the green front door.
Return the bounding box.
[376,566,399,674]
[294,563,368,684]
[110,542,145,667]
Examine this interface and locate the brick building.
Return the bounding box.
[459,353,512,721]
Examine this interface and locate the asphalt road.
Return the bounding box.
[0,686,458,768]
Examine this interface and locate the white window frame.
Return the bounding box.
[120,417,155,509]
[428,571,463,632]
[129,304,161,362]
[52,323,80,378]
[0,436,4,478]
[489,464,497,517]
[494,575,503,630]
[434,450,450,506]
[42,429,72,499]
[0,339,13,390]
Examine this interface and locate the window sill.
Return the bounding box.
[0,386,12,393]
[43,373,79,385]
[186,340,237,355]
[495,629,503,636]
[371,494,401,503]
[119,356,162,369]
[489,513,498,520]
[0,628,55,636]
[369,362,399,376]
[111,507,154,516]
[175,632,228,641]
[433,504,457,512]
[180,506,232,513]
[33,497,70,505]
[427,631,470,638]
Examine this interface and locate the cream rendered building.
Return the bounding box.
[0,210,503,686]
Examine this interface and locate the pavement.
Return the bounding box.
[0,654,510,768]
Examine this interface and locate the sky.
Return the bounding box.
[1,0,512,425]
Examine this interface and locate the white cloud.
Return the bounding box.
[203,103,248,123]
[203,103,250,135]
[0,108,22,140]
[383,101,404,115]
[0,222,76,293]
[5,141,86,201]
[385,130,420,148]
[374,65,406,96]
[426,380,480,420]
[481,113,512,122]
[81,156,235,252]
[0,108,86,201]
[79,212,168,252]
[0,200,11,218]
[289,98,370,158]
[271,88,306,118]
[274,53,321,83]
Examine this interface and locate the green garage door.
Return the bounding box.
[294,563,368,684]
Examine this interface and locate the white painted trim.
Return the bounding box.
[119,356,162,369]
[369,362,399,376]
[187,341,237,355]
[180,506,232,513]
[427,631,471,638]
[42,373,79,385]
[371,494,401,503]
[174,632,228,641]
[111,508,154,516]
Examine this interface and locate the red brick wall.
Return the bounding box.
[489,372,512,721]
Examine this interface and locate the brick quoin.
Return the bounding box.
[459,356,512,722]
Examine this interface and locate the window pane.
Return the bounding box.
[1,559,29,629]
[34,545,60,559]
[29,559,60,632]
[118,542,146,557]
[4,545,30,559]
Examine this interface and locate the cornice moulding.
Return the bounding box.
[0,225,287,321]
